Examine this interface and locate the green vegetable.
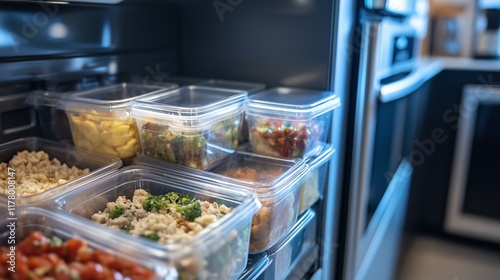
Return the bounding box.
[175,201,202,222]
[143,194,169,212]
[109,205,124,219]
[48,236,63,248]
[141,232,160,241]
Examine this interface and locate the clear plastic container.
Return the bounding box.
[239,253,271,280]
[258,209,317,280]
[57,83,177,160]
[299,144,335,215]
[25,90,73,142]
[131,86,248,169]
[0,137,122,206]
[196,79,265,94]
[0,207,176,280]
[195,79,266,143]
[52,166,261,280]
[245,87,340,159]
[133,150,310,254]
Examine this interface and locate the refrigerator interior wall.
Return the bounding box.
[179,0,335,90]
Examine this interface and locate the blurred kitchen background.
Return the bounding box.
[397,1,500,279]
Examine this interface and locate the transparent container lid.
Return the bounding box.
[131,86,247,127]
[0,207,177,280]
[196,79,266,94]
[306,144,334,171]
[246,87,340,119]
[58,83,177,116]
[239,252,271,280]
[267,209,316,256]
[135,151,310,201]
[25,90,65,107]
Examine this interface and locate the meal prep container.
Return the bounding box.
[0,207,176,280]
[133,150,310,254]
[131,85,248,169]
[57,83,176,160]
[25,90,73,142]
[299,144,335,215]
[258,209,317,280]
[196,79,265,94]
[0,137,121,206]
[239,253,271,280]
[245,87,340,159]
[195,79,266,143]
[52,166,261,280]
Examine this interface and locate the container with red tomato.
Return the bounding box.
[0,207,175,280]
[245,87,340,159]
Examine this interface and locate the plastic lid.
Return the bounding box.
[58,83,176,116]
[135,150,310,201]
[305,144,334,171]
[239,253,271,280]
[267,209,316,256]
[131,86,247,128]
[25,90,64,107]
[196,79,266,94]
[246,87,340,119]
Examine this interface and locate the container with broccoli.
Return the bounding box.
[53,167,260,280]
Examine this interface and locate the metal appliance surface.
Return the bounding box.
[342,12,441,280]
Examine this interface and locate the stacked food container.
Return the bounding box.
[57,83,177,162]
[0,80,339,280]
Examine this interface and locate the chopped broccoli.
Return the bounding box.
[109,205,124,219]
[176,201,202,222]
[164,192,181,204]
[141,232,160,241]
[143,194,168,212]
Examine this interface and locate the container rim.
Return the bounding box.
[266,209,316,256]
[134,152,311,201]
[306,145,335,171]
[131,86,247,123]
[57,83,176,115]
[245,88,340,119]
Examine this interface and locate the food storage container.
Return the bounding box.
[52,166,261,280]
[196,79,266,143]
[299,144,335,215]
[258,209,317,280]
[196,79,265,94]
[0,137,121,206]
[131,85,248,169]
[239,253,271,280]
[58,83,176,160]
[245,87,340,159]
[0,207,177,280]
[25,90,73,142]
[133,150,310,254]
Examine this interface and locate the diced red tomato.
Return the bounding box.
[1,231,155,280]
